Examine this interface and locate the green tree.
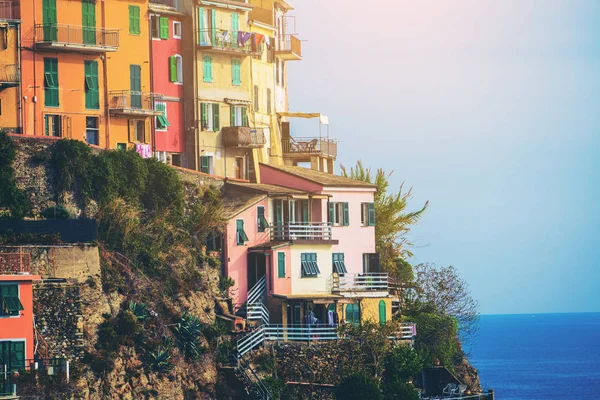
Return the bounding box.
[341,161,428,276]
[336,372,383,400]
[381,345,424,400]
[0,130,31,218]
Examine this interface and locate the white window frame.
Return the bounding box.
[174,54,183,84]
[333,202,344,226]
[203,104,214,131]
[0,283,21,319]
[173,21,182,39]
[233,105,243,126]
[200,153,214,175]
[155,101,168,132]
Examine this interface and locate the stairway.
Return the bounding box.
[237,276,269,326]
[234,355,270,400]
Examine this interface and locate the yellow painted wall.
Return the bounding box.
[0,23,20,131]
[105,0,152,149]
[360,297,393,324]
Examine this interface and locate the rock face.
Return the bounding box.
[454,356,482,393]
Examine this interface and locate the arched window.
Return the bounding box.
[345,303,360,326]
[169,55,183,83]
[379,300,387,326]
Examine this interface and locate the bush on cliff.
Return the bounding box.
[0,130,31,218]
[336,372,383,400]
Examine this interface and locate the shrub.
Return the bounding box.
[149,345,175,373]
[0,130,31,218]
[41,205,72,220]
[172,313,205,359]
[336,372,382,400]
[381,379,420,400]
[117,310,139,336]
[129,301,149,321]
[262,376,285,399]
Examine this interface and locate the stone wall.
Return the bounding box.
[0,245,101,281]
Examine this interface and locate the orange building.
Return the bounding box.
[0,253,41,372]
[0,2,21,133]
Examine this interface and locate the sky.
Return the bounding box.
[287,0,600,314]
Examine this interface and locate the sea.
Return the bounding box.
[468,313,600,400]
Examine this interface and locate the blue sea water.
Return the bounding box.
[468,313,600,400]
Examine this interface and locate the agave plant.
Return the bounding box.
[172,312,205,359]
[128,300,148,321]
[150,345,174,373]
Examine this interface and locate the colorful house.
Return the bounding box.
[222,164,394,329]
[0,253,41,374]
[0,4,21,133]
[149,0,187,166]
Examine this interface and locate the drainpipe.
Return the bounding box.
[16,21,22,133]
[101,0,109,149]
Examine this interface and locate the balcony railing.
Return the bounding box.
[271,222,333,241]
[197,28,258,55]
[282,137,337,158]
[0,64,19,83]
[0,253,31,275]
[332,272,389,293]
[149,0,177,8]
[222,126,267,148]
[0,1,17,20]
[276,34,302,60]
[108,91,162,117]
[34,24,119,52]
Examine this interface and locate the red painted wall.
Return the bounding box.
[151,14,185,154]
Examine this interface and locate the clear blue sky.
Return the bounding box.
[287,0,600,314]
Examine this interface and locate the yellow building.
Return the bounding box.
[105,0,160,150]
[0,8,21,133]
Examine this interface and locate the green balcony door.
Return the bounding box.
[82,0,96,45]
[130,65,141,108]
[42,0,57,41]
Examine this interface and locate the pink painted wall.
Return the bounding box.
[270,246,292,296]
[259,165,323,193]
[224,198,270,305]
[152,14,185,154]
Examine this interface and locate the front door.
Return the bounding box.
[247,253,266,293]
[0,341,25,371]
[130,65,142,108]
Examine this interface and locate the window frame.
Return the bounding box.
[85,116,100,145]
[150,14,160,39]
[300,253,319,278]
[332,253,347,275]
[201,102,220,132]
[44,114,61,137]
[0,284,23,317]
[329,202,349,227]
[200,154,213,174]
[257,206,269,232]
[155,102,170,131]
[236,219,249,245]
[361,202,376,227]
[173,21,182,39]
[277,252,285,278]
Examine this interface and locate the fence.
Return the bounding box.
[281,137,337,158]
[197,28,256,54]
[332,272,389,292]
[0,219,97,243]
[108,90,160,114]
[34,24,119,49]
[270,222,332,241]
[0,253,31,274]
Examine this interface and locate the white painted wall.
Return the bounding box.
[289,244,333,294]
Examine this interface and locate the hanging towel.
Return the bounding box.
[135,143,152,159]
[265,35,271,49]
[327,311,335,326]
[238,31,252,47]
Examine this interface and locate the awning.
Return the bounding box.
[225,98,252,105]
[278,112,329,125]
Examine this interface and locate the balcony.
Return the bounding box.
[275,34,302,61]
[0,1,18,20]
[249,7,274,26]
[0,64,19,91]
[197,29,260,56]
[0,253,31,275]
[34,24,119,53]
[222,126,267,148]
[282,137,337,159]
[332,273,389,297]
[108,91,162,117]
[149,0,178,11]
[270,222,334,242]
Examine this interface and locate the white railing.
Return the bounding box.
[236,355,271,400]
[264,325,339,342]
[237,326,266,357]
[270,222,332,241]
[333,272,389,292]
[247,276,266,304]
[247,303,269,326]
[390,323,417,340]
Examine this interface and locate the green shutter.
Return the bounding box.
[156,103,169,129]
[10,341,25,370]
[169,56,177,82]
[198,8,205,44]
[200,155,209,173]
[328,202,334,225]
[130,65,141,108]
[379,300,387,326]
[44,58,59,107]
[160,17,169,39]
[278,252,285,278]
[201,102,208,129]
[85,60,99,110]
[212,104,220,131]
[368,203,376,226]
[129,6,140,34]
[236,219,248,245]
[241,106,248,127]
[231,13,239,49]
[211,9,217,44]
[232,59,241,85]
[343,202,349,226]
[203,56,212,82]
[42,0,57,41]
[230,106,236,126]
[82,0,96,45]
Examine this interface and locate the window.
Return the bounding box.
[155,102,170,131]
[170,55,183,83]
[201,102,220,131]
[257,206,269,232]
[84,60,99,110]
[363,253,381,273]
[86,116,99,145]
[329,202,349,226]
[253,85,259,112]
[0,341,25,371]
[130,64,141,108]
[277,252,285,278]
[42,0,57,41]
[44,115,61,137]
[129,119,146,143]
[300,253,319,277]
[230,105,248,127]
[200,155,213,174]
[0,284,22,317]
[235,157,244,180]
[129,5,140,34]
[151,15,160,39]
[203,55,212,82]
[173,21,182,38]
[236,219,248,245]
[44,57,58,107]
[361,203,376,226]
[266,88,272,114]
[171,154,181,166]
[82,0,96,45]
[332,253,347,274]
[160,16,169,39]
[117,143,127,150]
[232,58,241,85]
[345,303,360,325]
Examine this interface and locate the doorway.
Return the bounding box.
[247,253,267,292]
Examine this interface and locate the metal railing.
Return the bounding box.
[332,272,389,292]
[150,0,177,7]
[247,276,266,304]
[0,253,31,275]
[282,137,337,158]
[270,222,332,241]
[222,127,267,148]
[237,326,266,357]
[108,91,160,113]
[34,24,119,49]
[390,323,417,340]
[197,28,257,54]
[247,303,269,326]
[276,34,302,57]
[0,64,19,83]
[0,1,17,20]
[236,355,271,400]
[264,324,339,342]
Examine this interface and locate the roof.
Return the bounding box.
[225,181,309,196]
[260,164,378,189]
[222,192,266,219]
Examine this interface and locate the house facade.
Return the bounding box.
[0,5,21,134]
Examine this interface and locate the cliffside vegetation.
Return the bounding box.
[0,130,31,218]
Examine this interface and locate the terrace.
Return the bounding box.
[34,24,119,53]
[0,65,19,91]
[108,91,163,117]
[222,126,267,148]
[331,272,390,297]
[275,34,302,61]
[270,222,333,242]
[197,29,260,56]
